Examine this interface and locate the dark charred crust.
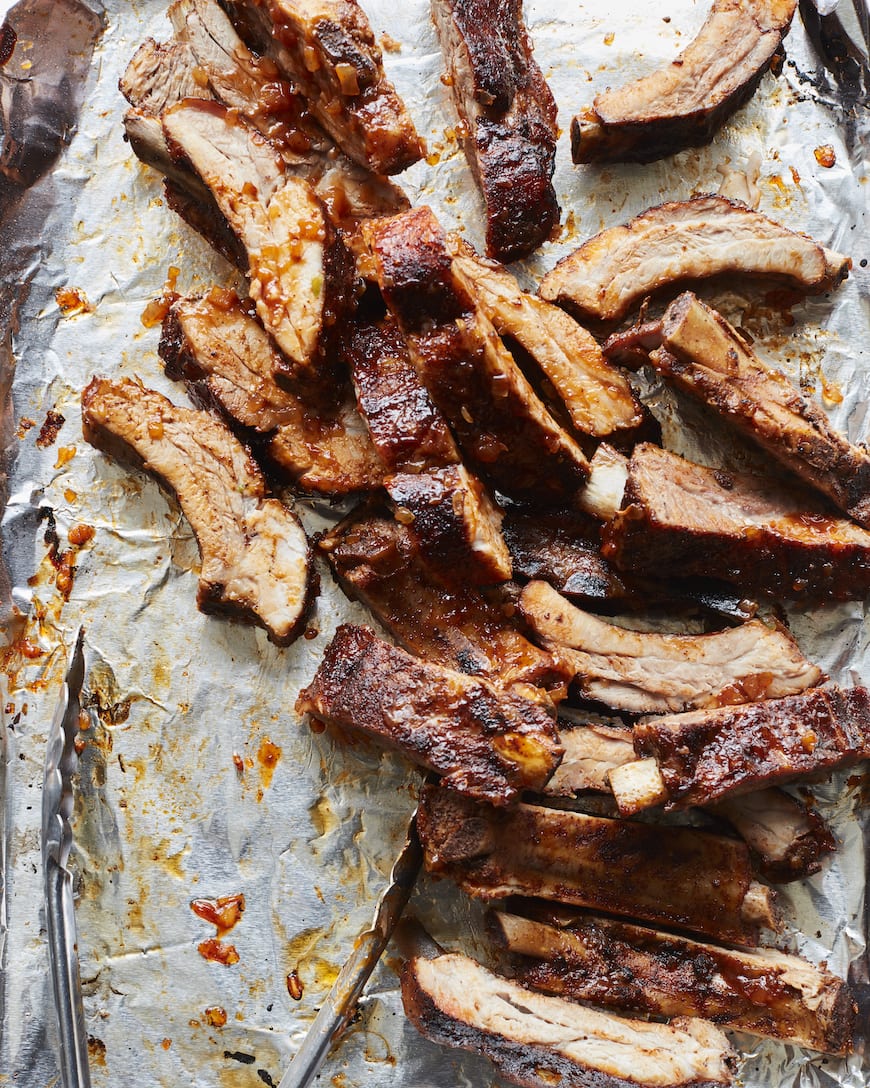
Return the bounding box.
[417,785,768,944]
[296,624,563,804]
[164,180,249,270]
[634,686,870,807]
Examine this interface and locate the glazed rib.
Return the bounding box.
[519,580,822,714]
[237,0,424,174]
[602,443,870,600]
[402,951,736,1088]
[571,0,797,163]
[490,912,854,1054]
[648,292,870,527]
[296,625,563,804]
[81,377,314,645]
[363,207,590,501]
[162,99,355,385]
[450,243,645,440]
[159,292,384,494]
[417,785,777,943]
[624,685,870,810]
[431,0,559,261]
[539,197,850,324]
[319,506,567,687]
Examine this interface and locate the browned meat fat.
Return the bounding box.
[431,0,559,261]
[81,377,314,645]
[297,625,563,804]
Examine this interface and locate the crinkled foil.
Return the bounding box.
[1,0,869,1084]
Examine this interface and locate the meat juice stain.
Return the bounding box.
[256,737,282,800]
[197,938,240,966]
[204,1006,228,1027]
[191,892,246,936]
[814,145,836,168]
[55,286,94,317]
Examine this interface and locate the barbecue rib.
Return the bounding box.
[615,685,870,811]
[431,0,559,261]
[345,317,459,472]
[602,443,870,600]
[418,785,777,943]
[490,912,854,1054]
[450,243,645,440]
[81,377,314,645]
[519,580,821,714]
[234,0,424,174]
[319,507,567,687]
[544,723,634,795]
[162,99,355,385]
[296,625,563,804]
[160,292,384,494]
[647,292,870,527]
[571,0,797,163]
[539,197,850,324]
[363,207,590,500]
[711,789,836,883]
[503,505,755,620]
[403,951,736,1088]
[385,466,512,586]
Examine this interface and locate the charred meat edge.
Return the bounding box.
[81,377,314,645]
[159,292,384,495]
[539,196,850,324]
[296,624,563,804]
[249,0,424,174]
[519,579,822,714]
[430,0,559,261]
[648,292,870,528]
[601,443,870,601]
[385,465,513,586]
[490,911,854,1055]
[417,784,777,944]
[318,505,569,688]
[363,206,590,501]
[450,241,645,439]
[162,98,355,385]
[618,685,870,811]
[541,723,835,884]
[403,951,736,1088]
[571,0,798,164]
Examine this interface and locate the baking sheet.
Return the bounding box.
[1,0,869,1084]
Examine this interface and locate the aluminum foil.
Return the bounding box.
[1,0,868,1085]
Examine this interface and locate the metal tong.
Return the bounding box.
[276,812,422,1088]
[42,627,91,1088]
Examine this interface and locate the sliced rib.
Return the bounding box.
[544,723,634,795]
[159,292,384,494]
[345,317,459,472]
[602,443,870,600]
[519,580,822,714]
[430,0,559,261]
[363,207,590,501]
[403,951,735,1088]
[629,685,870,809]
[296,625,563,804]
[385,466,512,586]
[81,377,314,644]
[238,0,424,174]
[490,912,854,1054]
[166,0,410,225]
[539,196,851,324]
[571,0,797,163]
[417,784,776,944]
[162,99,355,385]
[319,506,567,688]
[450,243,645,440]
[577,442,628,520]
[711,789,836,883]
[649,292,870,527]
